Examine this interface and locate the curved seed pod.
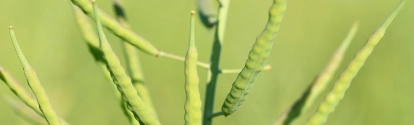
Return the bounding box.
[70,0,159,56]
[2,96,47,125]
[71,4,138,125]
[274,21,359,125]
[221,0,286,116]
[0,67,39,114]
[197,0,217,28]
[9,27,61,125]
[71,4,112,82]
[307,1,407,125]
[113,0,158,122]
[91,1,160,125]
[0,68,70,125]
[184,11,202,125]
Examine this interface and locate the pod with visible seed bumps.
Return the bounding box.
[307,1,407,125]
[184,11,202,125]
[273,21,359,125]
[92,1,160,124]
[221,0,286,116]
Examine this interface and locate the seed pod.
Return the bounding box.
[71,0,159,56]
[221,0,286,116]
[113,0,158,122]
[273,21,359,125]
[0,67,39,114]
[9,26,61,125]
[184,11,202,125]
[0,68,70,125]
[91,1,160,125]
[197,0,217,28]
[2,96,47,125]
[307,1,407,125]
[71,4,112,81]
[71,3,139,125]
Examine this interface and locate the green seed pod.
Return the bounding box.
[71,3,139,125]
[2,96,47,125]
[113,0,158,122]
[70,0,159,56]
[0,68,70,125]
[221,0,286,116]
[307,1,406,125]
[273,21,359,125]
[91,1,160,125]
[0,67,39,114]
[184,11,202,125]
[71,4,112,81]
[197,0,217,28]
[9,27,61,125]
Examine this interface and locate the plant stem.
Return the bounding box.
[202,0,230,125]
[209,112,224,119]
[158,52,210,68]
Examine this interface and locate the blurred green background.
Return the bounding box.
[1,0,414,125]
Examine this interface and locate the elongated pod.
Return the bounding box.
[0,67,39,114]
[221,0,286,116]
[274,21,359,125]
[307,1,407,125]
[0,68,70,125]
[71,4,112,82]
[197,0,217,28]
[2,96,47,125]
[92,1,160,125]
[9,27,61,125]
[113,0,158,122]
[71,3,138,125]
[71,0,159,56]
[184,11,202,125]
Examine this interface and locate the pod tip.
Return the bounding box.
[9,26,13,29]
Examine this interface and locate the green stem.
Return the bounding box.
[158,52,210,68]
[209,112,224,119]
[202,0,230,125]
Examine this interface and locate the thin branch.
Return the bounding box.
[209,112,224,119]
[220,65,272,74]
[158,51,210,68]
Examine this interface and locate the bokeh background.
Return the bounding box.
[1,0,414,125]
